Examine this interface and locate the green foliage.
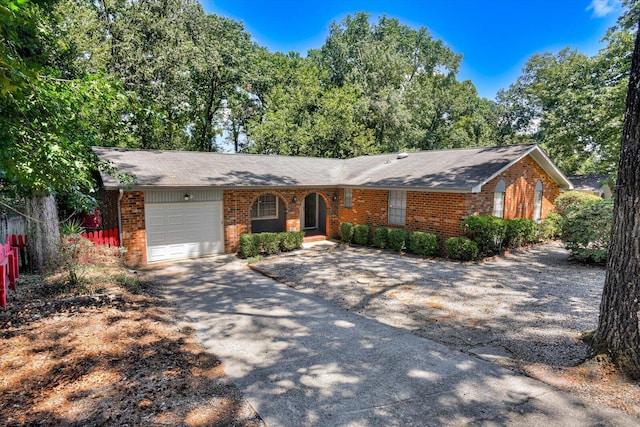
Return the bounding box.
[539,212,563,240]
[353,224,370,245]
[280,231,305,252]
[239,234,259,258]
[461,215,507,256]
[445,237,480,261]
[388,228,409,252]
[561,199,613,263]
[340,222,354,243]
[372,227,390,249]
[408,231,439,257]
[504,218,538,248]
[239,231,305,258]
[554,191,602,216]
[260,232,281,255]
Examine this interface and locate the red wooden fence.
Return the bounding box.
[1,237,19,309]
[81,228,119,247]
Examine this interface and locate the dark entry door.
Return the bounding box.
[304,193,317,229]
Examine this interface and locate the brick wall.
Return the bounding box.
[465,154,559,220]
[406,192,467,240]
[338,188,389,228]
[120,191,146,266]
[223,188,340,252]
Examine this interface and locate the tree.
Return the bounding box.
[594,14,640,378]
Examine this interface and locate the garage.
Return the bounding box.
[145,190,224,263]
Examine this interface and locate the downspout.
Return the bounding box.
[117,188,123,247]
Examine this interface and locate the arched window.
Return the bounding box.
[493,180,506,218]
[533,181,543,223]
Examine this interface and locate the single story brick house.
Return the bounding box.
[94,144,572,265]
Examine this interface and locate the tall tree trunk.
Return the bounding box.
[26,193,60,272]
[594,19,640,378]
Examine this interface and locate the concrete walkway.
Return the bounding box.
[150,255,639,427]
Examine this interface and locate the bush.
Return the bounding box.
[504,218,538,248]
[561,199,613,263]
[340,222,354,244]
[239,234,259,258]
[554,190,601,216]
[353,224,370,245]
[539,212,563,240]
[388,228,409,251]
[280,231,305,252]
[445,237,480,261]
[461,215,506,256]
[409,231,439,257]
[372,227,390,248]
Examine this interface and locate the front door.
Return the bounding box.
[303,193,317,230]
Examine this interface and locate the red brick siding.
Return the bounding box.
[465,155,559,220]
[120,191,146,266]
[338,189,389,229]
[223,188,340,252]
[406,192,467,240]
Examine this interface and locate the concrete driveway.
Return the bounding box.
[150,255,639,427]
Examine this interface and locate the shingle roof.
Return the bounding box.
[567,174,610,192]
[94,144,572,192]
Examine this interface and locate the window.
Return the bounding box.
[388,190,406,225]
[493,180,506,218]
[251,194,278,220]
[533,181,543,223]
[344,189,353,208]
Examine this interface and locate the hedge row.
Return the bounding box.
[339,223,439,257]
[461,215,540,258]
[239,231,305,258]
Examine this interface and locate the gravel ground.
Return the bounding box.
[254,241,604,373]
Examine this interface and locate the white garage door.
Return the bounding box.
[145,201,224,263]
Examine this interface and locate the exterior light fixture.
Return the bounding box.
[292,196,297,203]
[184,194,193,201]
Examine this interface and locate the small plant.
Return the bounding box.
[260,233,281,255]
[239,234,259,258]
[561,199,613,263]
[340,222,354,244]
[372,227,390,249]
[504,218,538,248]
[461,215,507,256]
[353,224,370,245]
[388,228,409,251]
[247,255,264,264]
[280,231,305,251]
[409,231,439,257]
[445,237,479,261]
[539,212,562,240]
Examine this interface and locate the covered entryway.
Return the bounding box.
[301,192,327,235]
[145,190,224,263]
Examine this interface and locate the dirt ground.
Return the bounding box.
[254,241,640,419]
[0,267,264,427]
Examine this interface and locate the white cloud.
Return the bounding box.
[586,0,618,17]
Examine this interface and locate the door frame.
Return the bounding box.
[301,193,319,230]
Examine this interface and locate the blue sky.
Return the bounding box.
[201,0,623,100]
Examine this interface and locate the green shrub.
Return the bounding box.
[461,215,507,256]
[372,227,390,248]
[353,224,370,245]
[504,218,538,248]
[280,231,305,251]
[340,222,354,243]
[561,199,613,263]
[260,232,281,255]
[554,190,601,216]
[539,212,563,240]
[388,228,409,251]
[445,237,480,261]
[409,231,439,257]
[239,234,259,258]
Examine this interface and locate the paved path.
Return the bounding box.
[150,255,639,427]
